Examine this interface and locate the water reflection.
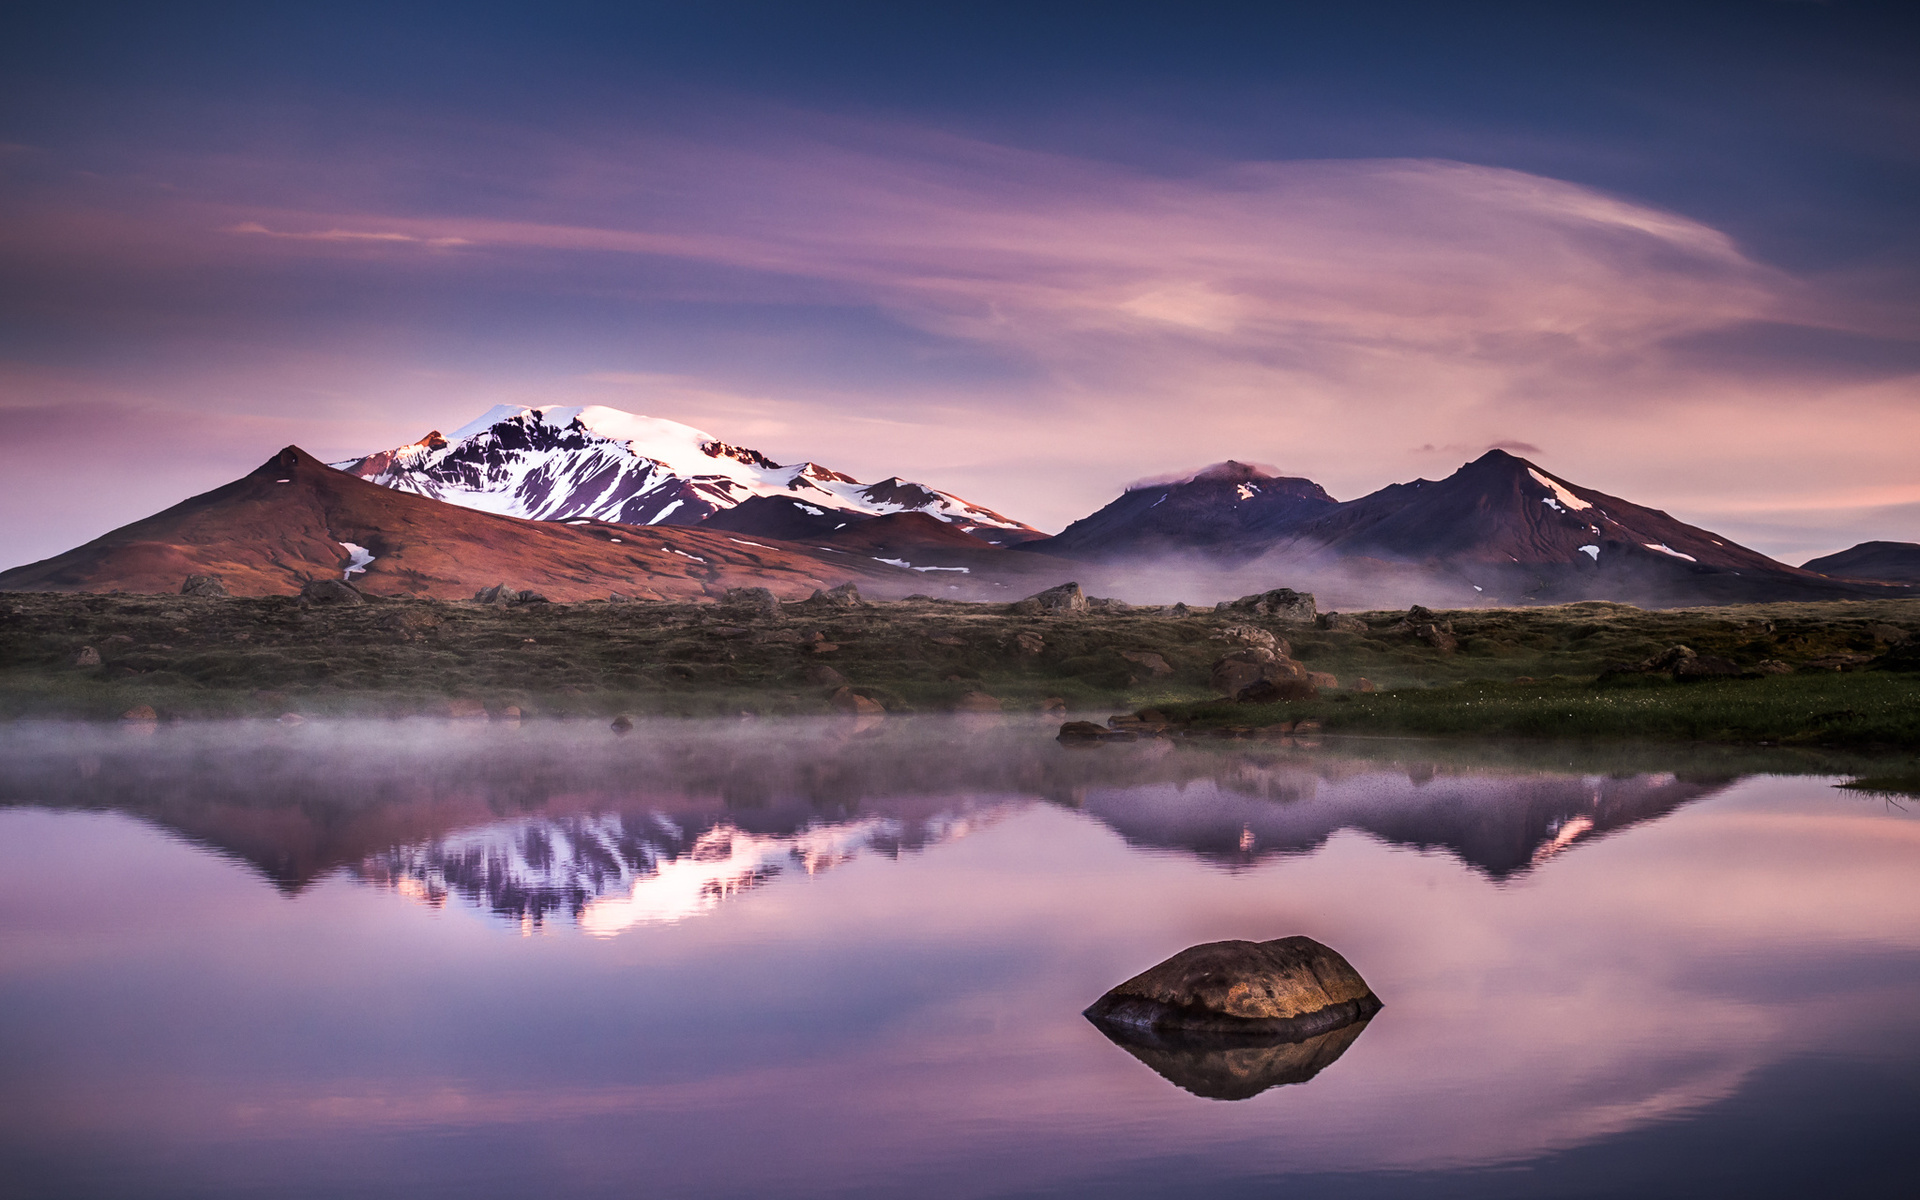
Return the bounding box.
[358,810,1002,933]
[1,719,1918,1198]
[0,718,1792,932]
[1093,1018,1374,1101]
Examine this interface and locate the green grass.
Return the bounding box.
[2,590,1915,745]
[1166,671,1920,748]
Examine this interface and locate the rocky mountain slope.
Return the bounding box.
[335,405,1043,543]
[0,446,931,601]
[1803,541,1920,585]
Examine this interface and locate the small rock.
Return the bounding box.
[608,591,633,604]
[1236,678,1318,703]
[828,687,886,716]
[1057,720,1114,743]
[1012,581,1088,615]
[610,715,635,734]
[1012,631,1045,656]
[1305,671,1339,690]
[1673,654,1744,679]
[499,705,524,720]
[1221,588,1318,623]
[1354,678,1376,692]
[1867,623,1909,644]
[806,663,848,687]
[1119,649,1174,676]
[723,587,781,620]
[1040,696,1068,715]
[180,574,229,598]
[1754,660,1793,675]
[301,578,364,606]
[1216,624,1282,653]
[809,641,840,654]
[1315,612,1368,633]
[808,582,866,608]
[121,705,158,722]
[73,646,102,668]
[1086,596,1132,612]
[278,712,305,725]
[1210,648,1307,696]
[1413,623,1457,652]
[954,691,1002,712]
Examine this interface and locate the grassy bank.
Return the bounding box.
[1,589,1914,746]
[1162,670,1920,749]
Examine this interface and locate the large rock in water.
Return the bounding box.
[1084,936,1380,1040]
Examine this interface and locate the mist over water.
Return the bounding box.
[2,718,1916,1198]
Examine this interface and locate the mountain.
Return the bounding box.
[334,404,1043,544]
[1802,541,1920,584]
[0,445,918,601]
[1271,450,1901,604]
[1020,461,1339,561]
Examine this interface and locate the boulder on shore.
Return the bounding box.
[301,578,364,606]
[1084,936,1381,1040]
[723,586,781,619]
[1012,581,1088,615]
[1210,648,1307,696]
[180,574,229,598]
[808,582,867,608]
[1217,588,1317,623]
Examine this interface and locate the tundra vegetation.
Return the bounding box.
[1,581,1916,749]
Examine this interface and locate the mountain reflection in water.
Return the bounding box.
[3,718,1919,1200]
[0,718,1736,931]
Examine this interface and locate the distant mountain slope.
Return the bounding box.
[0,446,914,601]
[1021,461,1339,561]
[1802,541,1920,584]
[1274,450,1901,604]
[335,405,1042,543]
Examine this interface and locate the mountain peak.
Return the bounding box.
[334,404,1039,538]
[1186,460,1277,485]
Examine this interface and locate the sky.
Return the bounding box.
[2,0,1917,567]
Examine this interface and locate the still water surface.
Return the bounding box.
[1,718,1916,1198]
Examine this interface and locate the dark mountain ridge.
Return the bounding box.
[1023,461,1339,561]
[1802,541,1920,585]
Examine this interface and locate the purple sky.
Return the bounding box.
[3,2,1917,569]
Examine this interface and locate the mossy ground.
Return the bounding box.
[1,590,1915,746]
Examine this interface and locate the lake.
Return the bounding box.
[1,717,1916,1198]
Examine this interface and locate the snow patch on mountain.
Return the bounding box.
[1528,468,1593,512]
[338,541,374,579]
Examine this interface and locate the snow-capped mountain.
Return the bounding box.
[333,405,1041,542]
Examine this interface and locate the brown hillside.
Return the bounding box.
[0,446,910,601]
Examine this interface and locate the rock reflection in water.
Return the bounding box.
[1093,1018,1374,1101]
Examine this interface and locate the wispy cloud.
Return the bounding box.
[225,221,470,247]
